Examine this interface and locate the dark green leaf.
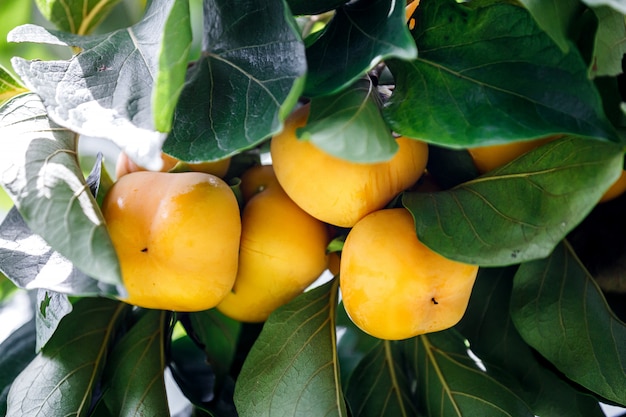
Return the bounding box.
[303,0,417,97]
[384,0,619,148]
[401,331,534,417]
[403,136,624,265]
[0,319,36,416]
[0,94,122,286]
[0,65,28,107]
[153,0,192,132]
[517,0,583,52]
[34,0,124,35]
[298,78,398,162]
[35,290,72,352]
[590,6,626,77]
[99,309,170,417]
[169,334,217,406]
[5,298,129,417]
[235,280,348,416]
[186,309,241,380]
[425,145,478,189]
[457,267,606,417]
[286,0,347,15]
[336,301,379,386]
[8,0,178,170]
[163,0,306,163]
[344,340,420,417]
[511,241,626,406]
[0,207,121,297]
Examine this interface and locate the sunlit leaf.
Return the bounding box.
[5,298,129,417]
[35,290,72,352]
[457,267,606,417]
[344,340,420,417]
[163,0,306,163]
[35,0,124,35]
[0,66,28,107]
[590,6,626,77]
[582,0,626,14]
[401,331,534,417]
[297,78,398,163]
[511,241,626,406]
[8,0,179,170]
[99,310,170,417]
[0,320,36,416]
[303,0,417,97]
[0,94,122,286]
[235,280,348,416]
[384,0,619,148]
[403,137,624,265]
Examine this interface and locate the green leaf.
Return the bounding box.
[5,298,129,417]
[163,0,306,163]
[511,241,626,406]
[35,0,124,35]
[582,0,626,14]
[344,340,420,417]
[286,0,347,15]
[384,0,619,148]
[297,78,398,163]
[234,280,348,416]
[457,267,606,417]
[99,309,170,417]
[590,6,626,77]
[0,66,28,107]
[303,0,417,97]
[0,207,121,297]
[401,331,534,417]
[35,290,73,352]
[169,334,217,406]
[517,0,583,52]
[403,136,624,266]
[0,94,122,286]
[8,0,177,171]
[152,0,192,132]
[0,320,36,416]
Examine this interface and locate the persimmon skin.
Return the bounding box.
[101,171,241,311]
[217,167,329,322]
[467,136,557,174]
[340,208,479,340]
[599,169,626,203]
[115,152,231,179]
[270,104,429,228]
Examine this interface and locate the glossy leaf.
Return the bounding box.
[0,66,28,107]
[152,0,192,132]
[235,280,348,416]
[286,0,347,15]
[297,78,398,162]
[403,136,624,266]
[5,298,129,417]
[401,331,534,417]
[384,0,619,148]
[0,207,121,297]
[303,0,417,97]
[344,340,420,417]
[0,320,36,416]
[35,290,72,352]
[0,94,122,286]
[169,334,217,406]
[99,310,170,417]
[582,0,626,14]
[457,267,606,417]
[34,0,124,35]
[8,0,177,171]
[163,0,306,163]
[590,6,626,77]
[517,0,583,52]
[511,241,626,406]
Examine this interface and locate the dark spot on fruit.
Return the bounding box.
[141,247,148,253]
[431,297,439,305]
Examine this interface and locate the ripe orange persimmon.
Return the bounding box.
[115,151,231,179]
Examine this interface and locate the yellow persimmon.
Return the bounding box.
[270,104,429,228]
[340,208,479,340]
[101,171,241,311]
[217,166,329,322]
[467,136,558,174]
[115,151,231,179]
